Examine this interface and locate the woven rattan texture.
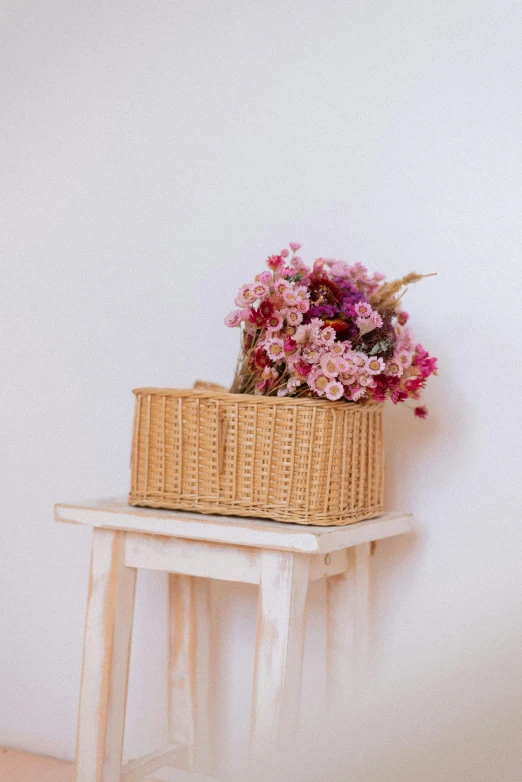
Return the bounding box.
[129,388,384,526]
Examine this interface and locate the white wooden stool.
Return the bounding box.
[55,499,412,782]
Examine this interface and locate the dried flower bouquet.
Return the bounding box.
[225,243,437,418]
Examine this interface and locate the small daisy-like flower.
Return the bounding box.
[414,405,428,419]
[235,284,257,307]
[330,342,348,355]
[340,372,357,386]
[358,371,375,387]
[354,301,373,318]
[286,325,297,336]
[309,371,329,395]
[267,312,284,331]
[325,380,344,401]
[280,248,289,258]
[336,357,351,374]
[303,347,322,364]
[289,242,301,252]
[295,286,308,301]
[320,353,340,379]
[318,326,336,346]
[224,309,244,328]
[265,338,285,361]
[366,356,385,375]
[296,298,310,313]
[282,289,300,306]
[275,279,291,296]
[357,316,377,335]
[385,360,403,377]
[285,308,303,327]
[396,350,412,368]
[255,270,273,284]
[251,281,269,299]
[349,352,367,368]
[350,385,367,402]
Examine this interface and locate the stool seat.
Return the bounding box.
[56,498,412,782]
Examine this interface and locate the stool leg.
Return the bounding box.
[326,542,370,719]
[249,550,310,759]
[76,528,137,782]
[168,574,211,773]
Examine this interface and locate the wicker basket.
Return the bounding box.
[129,386,384,527]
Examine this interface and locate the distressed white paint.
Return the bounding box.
[55,499,412,554]
[250,551,310,758]
[76,529,137,782]
[126,534,260,584]
[168,575,211,774]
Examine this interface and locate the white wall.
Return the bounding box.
[1,0,522,777]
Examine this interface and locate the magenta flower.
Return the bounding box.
[414,405,428,419]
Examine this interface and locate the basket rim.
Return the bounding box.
[132,387,383,410]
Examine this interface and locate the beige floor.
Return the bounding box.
[0,747,74,782]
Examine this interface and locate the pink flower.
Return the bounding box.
[325,380,344,401]
[385,360,403,377]
[267,254,284,270]
[296,298,310,313]
[366,356,385,375]
[349,384,367,402]
[265,337,285,361]
[275,279,291,296]
[318,326,336,346]
[347,352,366,369]
[285,308,303,327]
[397,311,409,326]
[291,256,308,272]
[295,286,308,301]
[336,357,351,374]
[289,242,301,252]
[280,248,289,258]
[256,270,273,284]
[235,283,257,307]
[414,405,428,419]
[354,301,373,318]
[295,360,312,377]
[224,309,244,328]
[370,311,383,328]
[313,258,325,274]
[282,289,300,306]
[396,350,412,368]
[266,312,284,330]
[284,336,298,355]
[308,370,329,396]
[329,261,350,277]
[320,352,340,378]
[251,281,269,299]
[302,346,322,363]
[358,372,375,387]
